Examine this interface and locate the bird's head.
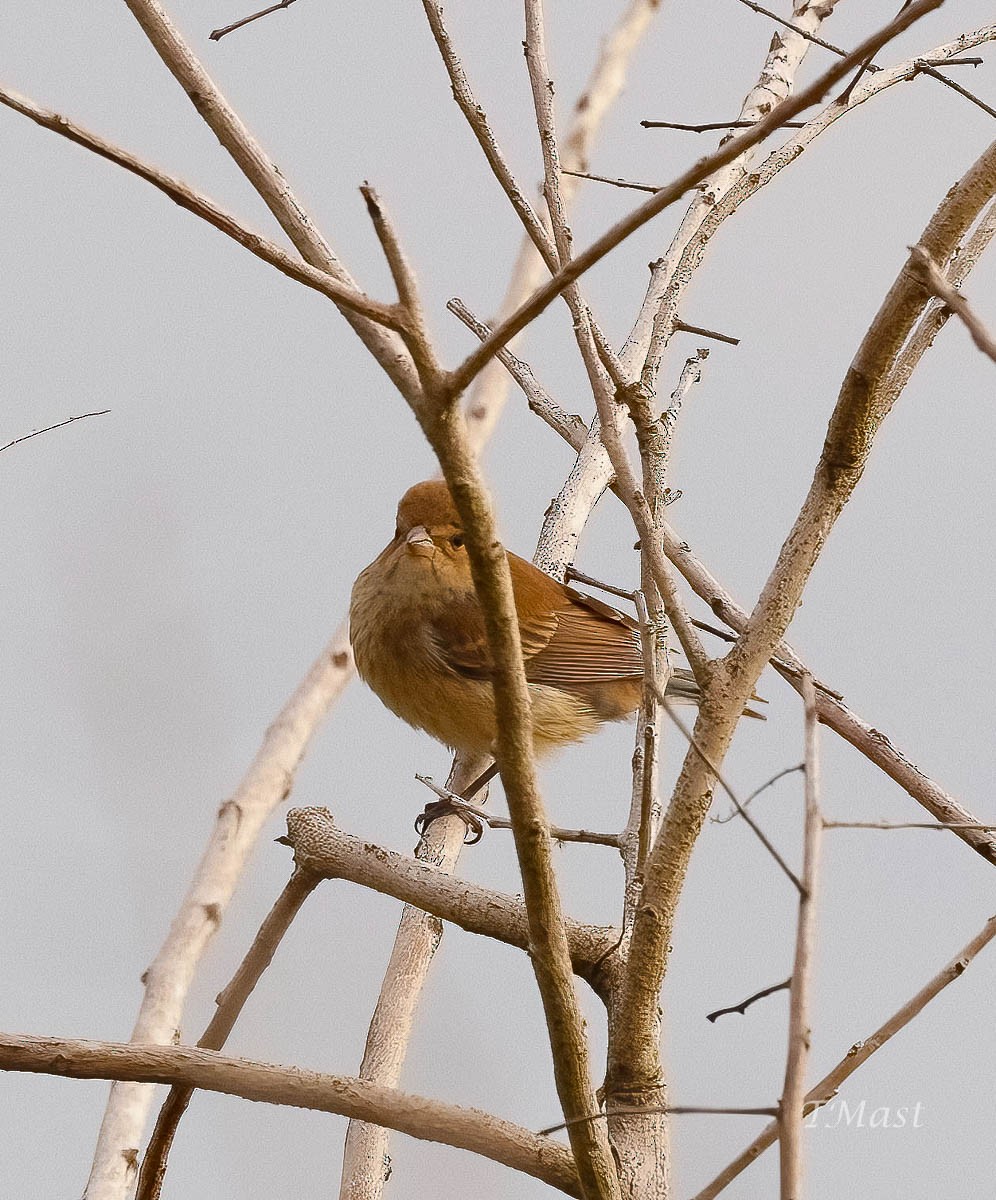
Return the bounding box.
[384,480,472,584]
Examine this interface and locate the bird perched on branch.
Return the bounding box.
[350,481,721,833]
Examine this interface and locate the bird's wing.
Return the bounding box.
[425,586,558,681]
[426,550,644,688]
[524,586,645,689]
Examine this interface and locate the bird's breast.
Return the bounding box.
[349,560,497,754]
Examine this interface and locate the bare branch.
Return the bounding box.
[448,0,944,393]
[672,321,740,346]
[461,0,663,450]
[779,675,823,1199]
[120,0,420,400]
[691,913,996,1199]
[1,1034,582,1198]
[360,184,442,387]
[137,869,321,1200]
[448,299,589,447]
[86,623,354,1197]
[0,87,405,332]
[540,1105,779,1137]
[611,130,996,1113]
[627,22,996,397]
[0,409,110,454]
[414,416,619,1199]
[282,807,616,979]
[907,243,996,364]
[340,753,496,1200]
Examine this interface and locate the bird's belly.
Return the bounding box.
[352,625,601,757]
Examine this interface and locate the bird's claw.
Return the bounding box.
[415,796,487,844]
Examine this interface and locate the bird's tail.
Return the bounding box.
[665,667,767,720]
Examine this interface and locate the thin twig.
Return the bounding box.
[706,978,792,1023]
[907,243,996,363]
[448,300,589,446]
[489,817,623,850]
[120,0,420,403]
[656,692,804,894]
[564,568,637,602]
[209,0,297,41]
[733,0,855,61]
[449,0,944,394]
[640,119,807,131]
[538,1104,779,1136]
[673,320,740,346]
[914,59,996,119]
[691,913,996,1199]
[0,88,405,333]
[360,184,441,386]
[136,869,321,1200]
[561,168,660,193]
[0,409,110,454]
[779,674,823,1200]
[413,776,623,849]
[713,764,805,824]
[824,820,996,830]
[461,0,664,450]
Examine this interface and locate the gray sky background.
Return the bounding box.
[3,2,995,1197]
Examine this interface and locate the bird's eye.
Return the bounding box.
[450,533,465,548]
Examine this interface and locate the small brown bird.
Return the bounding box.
[349,480,702,787]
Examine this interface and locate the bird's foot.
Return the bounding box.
[414,775,490,844]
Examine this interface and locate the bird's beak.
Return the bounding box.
[405,525,435,557]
